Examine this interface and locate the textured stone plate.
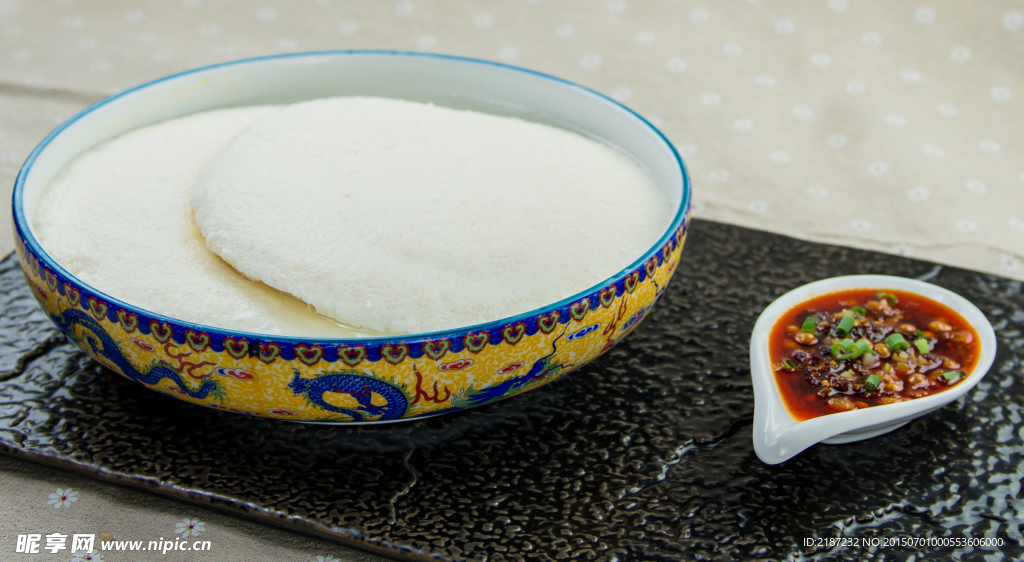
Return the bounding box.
[1,220,1021,561]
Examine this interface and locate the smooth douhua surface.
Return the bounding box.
[1,221,1021,561]
[32,107,363,338]
[191,97,670,334]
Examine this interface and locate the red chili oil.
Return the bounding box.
[769,288,979,421]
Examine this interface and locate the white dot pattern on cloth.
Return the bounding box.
[826,134,848,148]
[733,119,754,132]
[908,187,930,201]
[809,53,831,68]
[665,57,686,72]
[0,0,1019,291]
[807,186,828,199]
[1,1,1023,558]
[791,105,813,120]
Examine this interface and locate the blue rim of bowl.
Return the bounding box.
[12,49,691,352]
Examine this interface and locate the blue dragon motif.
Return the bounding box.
[462,333,565,408]
[55,309,218,399]
[288,370,409,422]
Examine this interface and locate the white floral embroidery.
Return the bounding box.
[336,22,357,35]
[175,518,206,538]
[745,199,770,212]
[774,19,795,34]
[885,114,907,127]
[922,145,945,158]
[553,23,574,39]
[496,46,518,62]
[999,254,1022,273]
[723,42,743,57]
[848,219,872,232]
[708,169,730,182]
[47,488,78,509]
[610,87,632,101]
[828,0,848,12]
[937,103,958,117]
[846,82,866,95]
[415,35,436,49]
[907,187,930,201]
[747,201,769,214]
[665,57,686,72]
[636,31,656,44]
[473,14,494,30]
[954,219,978,233]
[769,151,792,164]
[809,53,831,68]
[699,91,721,106]
[862,32,881,47]
[866,161,889,177]
[915,7,936,25]
[678,144,696,157]
[754,73,776,87]
[1008,218,1024,231]
[394,0,413,17]
[151,49,174,62]
[900,69,922,83]
[732,118,754,132]
[965,180,988,195]
[1004,11,1023,31]
[978,139,1000,152]
[689,9,709,24]
[255,7,276,22]
[890,243,915,257]
[950,46,971,63]
[791,105,813,120]
[826,134,848,148]
[606,0,627,15]
[807,186,828,199]
[991,86,1012,102]
[579,54,602,69]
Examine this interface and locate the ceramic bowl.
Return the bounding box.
[750,275,997,464]
[12,51,690,423]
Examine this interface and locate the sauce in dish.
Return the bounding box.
[769,288,979,421]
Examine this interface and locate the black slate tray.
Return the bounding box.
[1,219,1021,561]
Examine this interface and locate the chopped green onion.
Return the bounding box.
[852,306,866,316]
[876,292,897,304]
[801,316,817,333]
[885,333,909,352]
[831,338,863,360]
[942,370,965,382]
[915,330,924,338]
[836,315,855,336]
[914,338,930,354]
[864,374,882,391]
[782,358,797,371]
[856,340,871,355]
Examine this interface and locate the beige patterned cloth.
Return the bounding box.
[1,1,1022,560]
